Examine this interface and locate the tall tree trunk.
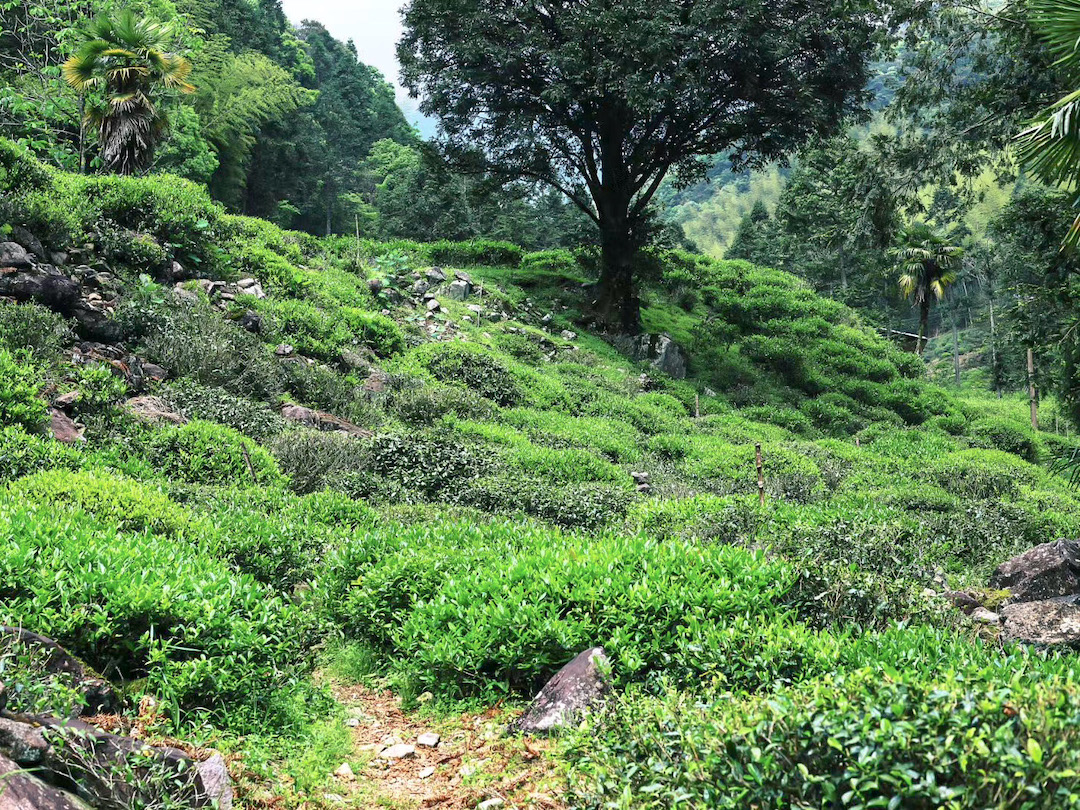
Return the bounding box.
[593,199,641,334]
[917,297,930,355]
[952,316,960,385]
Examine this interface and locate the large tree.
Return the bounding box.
[399,0,888,332]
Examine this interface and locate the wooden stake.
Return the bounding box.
[1028,347,1039,431]
[694,393,700,419]
[240,442,257,483]
[755,443,765,507]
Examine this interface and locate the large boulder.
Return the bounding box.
[510,647,611,734]
[0,628,119,716]
[1001,595,1080,649]
[0,241,33,269]
[990,540,1080,604]
[0,753,93,810]
[614,333,688,379]
[0,266,81,313]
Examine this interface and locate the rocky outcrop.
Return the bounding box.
[280,403,373,437]
[510,647,611,734]
[0,753,93,810]
[990,540,1080,604]
[1001,596,1080,649]
[0,631,232,810]
[614,333,688,379]
[123,396,187,426]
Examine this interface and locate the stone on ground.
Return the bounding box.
[990,539,1080,604]
[510,647,611,734]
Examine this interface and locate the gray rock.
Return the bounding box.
[124,396,187,426]
[447,279,471,301]
[379,743,416,760]
[971,607,1001,625]
[615,333,688,380]
[280,404,372,437]
[426,299,441,312]
[1002,595,1080,648]
[237,310,263,334]
[411,280,430,296]
[12,227,47,262]
[0,753,93,810]
[417,732,440,748]
[0,716,48,764]
[511,647,611,734]
[195,753,234,810]
[942,590,981,615]
[0,241,33,268]
[275,344,295,357]
[426,268,447,283]
[560,330,577,341]
[0,265,81,313]
[0,629,120,717]
[477,800,504,810]
[454,270,473,284]
[990,540,1080,604]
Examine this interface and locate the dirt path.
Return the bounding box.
[323,685,567,810]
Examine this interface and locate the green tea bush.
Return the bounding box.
[392,384,495,427]
[508,444,626,484]
[968,417,1040,462]
[458,475,633,531]
[149,420,285,487]
[70,362,128,417]
[271,430,370,494]
[573,665,1080,810]
[928,449,1038,500]
[423,239,523,267]
[0,496,313,730]
[0,426,77,481]
[327,522,799,697]
[0,301,71,359]
[0,349,47,432]
[412,342,524,406]
[9,469,190,536]
[161,380,288,440]
[684,440,824,502]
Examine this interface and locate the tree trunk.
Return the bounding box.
[593,208,641,334]
[952,317,960,385]
[917,298,930,355]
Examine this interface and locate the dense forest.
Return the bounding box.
[6,1,1080,809]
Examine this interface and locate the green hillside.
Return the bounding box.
[5,140,1080,807]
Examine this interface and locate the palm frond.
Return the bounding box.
[1029,0,1080,78]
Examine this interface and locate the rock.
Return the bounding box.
[49,408,84,444]
[345,718,360,728]
[1002,595,1080,648]
[411,280,430,296]
[379,744,416,760]
[235,278,265,299]
[280,404,373,437]
[448,279,471,300]
[0,628,119,716]
[478,799,505,810]
[52,391,80,410]
[0,715,48,764]
[419,766,435,779]
[971,607,1001,625]
[941,590,981,615]
[990,540,1080,604]
[0,241,33,268]
[560,330,577,341]
[124,396,187,425]
[467,304,483,314]
[426,298,441,313]
[427,268,447,283]
[141,362,168,382]
[510,647,611,734]
[615,333,688,380]
[363,369,391,394]
[0,265,81,314]
[237,310,262,334]
[541,314,553,325]
[417,732,440,748]
[0,753,93,810]
[195,753,234,810]
[11,227,47,263]
[275,344,295,357]
[334,762,355,781]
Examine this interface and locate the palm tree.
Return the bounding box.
[62,10,194,175]
[892,223,963,354]
[1016,0,1080,250]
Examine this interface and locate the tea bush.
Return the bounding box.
[968,417,1040,462]
[0,496,313,729]
[0,349,47,432]
[0,426,77,481]
[9,469,190,536]
[572,663,1080,810]
[0,300,71,358]
[161,380,288,440]
[410,342,524,406]
[149,420,286,488]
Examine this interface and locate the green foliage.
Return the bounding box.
[0,426,77,482]
[968,417,1040,462]
[160,379,287,441]
[9,469,190,536]
[148,420,285,487]
[412,342,524,406]
[0,301,72,359]
[0,349,48,432]
[0,494,313,730]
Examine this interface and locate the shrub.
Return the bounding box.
[0,301,71,359]
[392,384,495,427]
[423,239,523,267]
[0,349,47,432]
[9,469,190,536]
[271,430,370,495]
[458,475,633,531]
[148,420,285,487]
[413,342,523,406]
[0,495,314,730]
[508,444,626,484]
[572,665,1080,810]
[0,426,77,481]
[968,417,1040,462]
[70,362,128,417]
[160,380,287,441]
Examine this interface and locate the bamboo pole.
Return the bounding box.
[1028,348,1038,431]
[755,443,765,507]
